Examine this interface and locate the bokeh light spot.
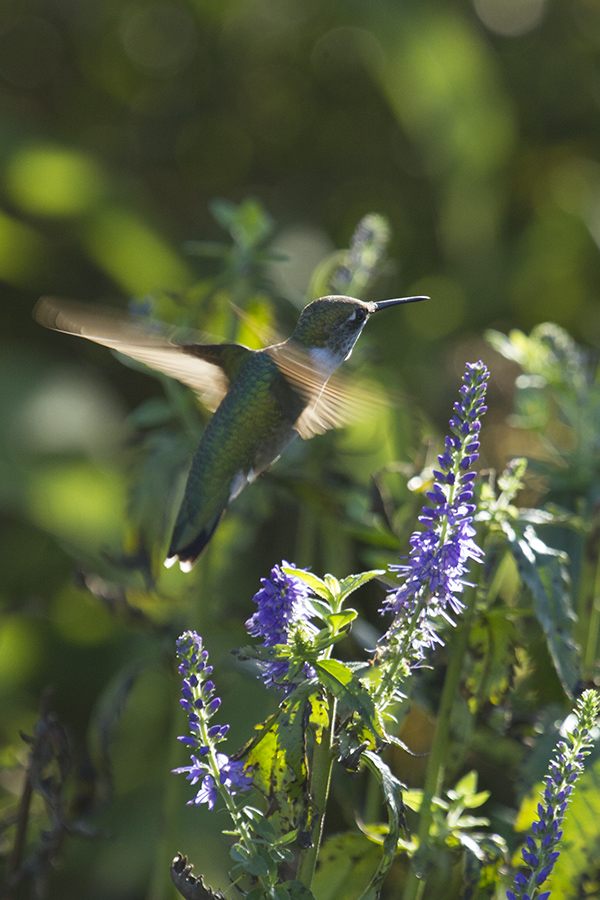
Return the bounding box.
[52,584,114,645]
[0,617,40,685]
[27,462,126,547]
[267,225,335,299]
[83,207,194,294]
[474,0,546,36]
[14,369,126,457]
[6,146,106,217]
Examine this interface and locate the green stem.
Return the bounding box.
[296,696,337,889]
[582,546,600,676]
[371,595,430,720]
[401,585,478,900]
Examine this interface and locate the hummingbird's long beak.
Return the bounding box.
[374,296,429,311]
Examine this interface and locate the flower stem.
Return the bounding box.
[582,544,600,675]
[402,583,478,900]
[296,695,337,889]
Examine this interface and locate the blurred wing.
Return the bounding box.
[34,297,236,412]
[268,344,386,439]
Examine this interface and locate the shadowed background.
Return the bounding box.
[1,0,600,897]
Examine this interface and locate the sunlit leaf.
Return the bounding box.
[338,570,385,602]
[357,751,406,900]
[313,660,384,743]
[310,832,381,900]
[503,520,581,696]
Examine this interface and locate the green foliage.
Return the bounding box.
[4,16,600,887]
[311,832,382,900]
[504,520,579,695]
[243,685,320,840]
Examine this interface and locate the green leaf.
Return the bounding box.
[310,832,381,900]
[127,427,194,568]
[242,684,321,837]
[323,611,357,632]
[306,597,335,620]
[283,568,333,602]
[356,751,406,900]
[324,573,340,597]
[465,610,516,709]
[275,881,316,900]
[504,520,581,696]
[338,570,385,602]
[448,770,490,808]
[210,197,274,249]
[313,660,384,743]
[88,659,149,798]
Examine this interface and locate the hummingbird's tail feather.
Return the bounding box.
[164,509,225,572]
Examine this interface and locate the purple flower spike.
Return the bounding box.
[505,690,600,899]
[380,361,489,662]
[173,631,252,810]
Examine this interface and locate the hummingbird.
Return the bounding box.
[34,294,426,571]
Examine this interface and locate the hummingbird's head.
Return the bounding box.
[290,294,426,375]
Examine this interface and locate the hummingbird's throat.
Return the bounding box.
[307,325,366,375]
[308,345,342,376]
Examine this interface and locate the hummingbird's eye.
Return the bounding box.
[351,308,367,323]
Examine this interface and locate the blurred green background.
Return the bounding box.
[2,0,600,897]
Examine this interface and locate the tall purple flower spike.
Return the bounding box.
[381,361,489,660]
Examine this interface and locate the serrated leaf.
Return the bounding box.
[306,597,335,620]
[325,611,357,632]
[356,751,406,899]
[242,684,320,837]
[283,568,333,602]
[465,610,516,709]
[338,570,385,602]
[324,573,340,596]
[504,520,581,696]
[313,660,384,743]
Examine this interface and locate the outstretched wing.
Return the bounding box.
[34,297,253,412]
[268,343,386,440]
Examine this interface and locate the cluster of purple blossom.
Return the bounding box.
[381,360,489,659]
[173,631,252,810]
[245,560,316,691]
